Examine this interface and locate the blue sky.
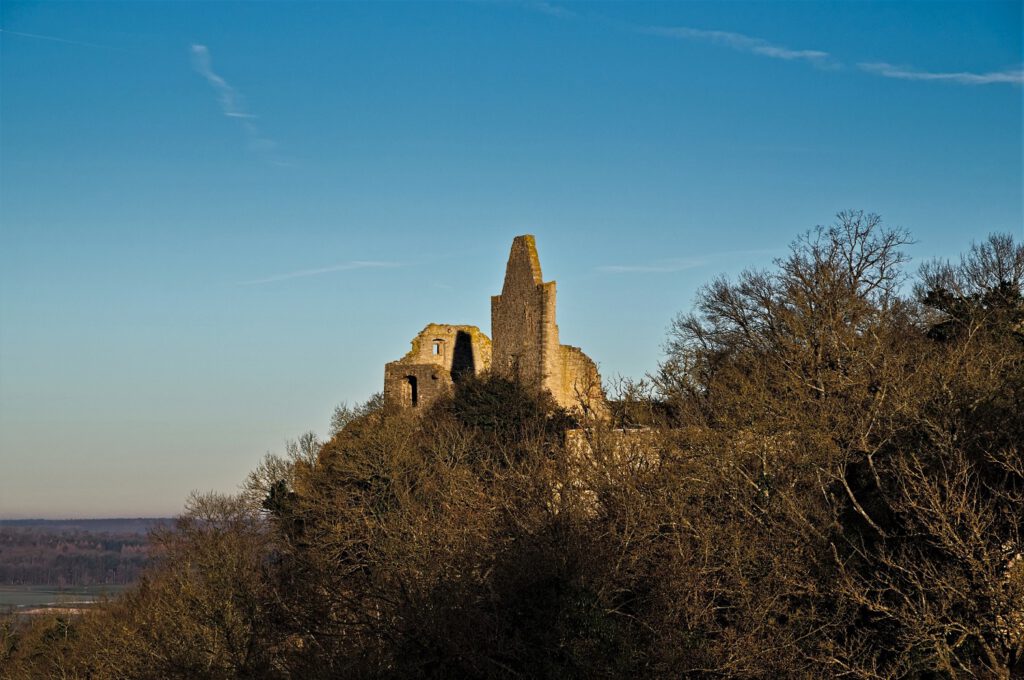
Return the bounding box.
[1,1,1020,518]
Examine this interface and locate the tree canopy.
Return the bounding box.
[3,215,1021,679]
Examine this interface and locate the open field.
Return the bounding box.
[0,585,130,613]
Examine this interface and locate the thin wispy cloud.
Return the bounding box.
[597,258,705,274]
[597,248,783,275]
[238,261,401,285]
[858,62,1023,86]
[524,5,1017,88]
[639,25,833,66]
[0,28,117,50]
[530,1,577,19]
[190,44,287,162]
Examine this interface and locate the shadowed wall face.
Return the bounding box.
[451,330,475,380]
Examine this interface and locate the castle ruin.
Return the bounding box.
[384,235,606,415]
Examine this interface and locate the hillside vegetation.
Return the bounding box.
[3,213,1022,679]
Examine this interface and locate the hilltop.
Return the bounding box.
[2,216,1022,679]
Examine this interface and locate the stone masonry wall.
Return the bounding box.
[384,235,606,417]
[558,345,608,417]
[384,324,491,410]
[491,235,607,415]
[490,236,555,392]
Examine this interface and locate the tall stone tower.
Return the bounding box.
[491,235,606,414]
[490,235,558,391]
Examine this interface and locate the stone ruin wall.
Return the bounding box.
[490,235,556,393]
[558,345,607,417]
[384,235,607,417]
[490,235,607,415]
[384,324,491,410]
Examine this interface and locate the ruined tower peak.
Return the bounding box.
[502,234,543,293]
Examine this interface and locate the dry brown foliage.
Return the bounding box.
[4,217,1020,679]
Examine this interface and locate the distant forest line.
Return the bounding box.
[0,520,168,587]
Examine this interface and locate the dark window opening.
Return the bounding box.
[405,376,418,407]
[433,340,443,356]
